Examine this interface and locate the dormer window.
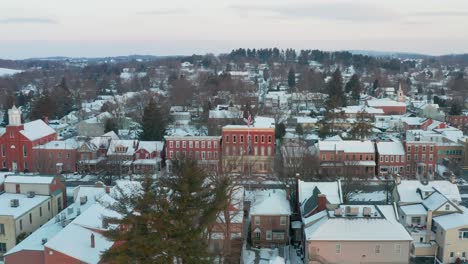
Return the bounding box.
[445,204,450,211]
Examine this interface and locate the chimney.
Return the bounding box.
[285,184,290,201]
[317,194,327,212]
[91,233,95,248]
[426,210,433,242]
[44,116,49,125]
[395,175,402,185]
[105,186,110,194]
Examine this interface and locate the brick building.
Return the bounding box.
[446,114,468,129]
[164,135,222,171]
[249,189,291,248]
[376,141,406,177]
[222,116,275,175]
[0,106,57,172]
[316,139,376,178]
[404,141,437,180]
[133,141,164,173]
[366,98,406,115]
[33,139,79,174]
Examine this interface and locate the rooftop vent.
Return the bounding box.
[41,238,48,245]
[67,207,74,215]
[80,196,88,205]
[363,207,372,217]
[334,208,343,216]
[10,199,19,207]
[27,191,36,198]
[345,206,359,216]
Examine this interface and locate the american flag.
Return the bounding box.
[244,112,252,127]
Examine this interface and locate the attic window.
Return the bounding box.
[445,204,450,211]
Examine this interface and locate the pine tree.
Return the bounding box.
[288,68,296,90]
[326,69,345,108]
[275,122,286,140]
[345,74,361,101]
[102,161,229,263]
[139,98,166,141]
[449,100,463,116]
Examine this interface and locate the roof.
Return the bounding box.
[305,206,412,241]
[396,180,461,204]
[400,204,427,216]
[33,138,80,150]
[4,175,55,185]
[433,206,468,230]
[224,116,275,129]
[367,98,406,108]
[0,193,50,218]
[298,180,342,205]
[422,192,450,211]
[317,140,374,153]
[248,189,291,216]
[376,141,405,155]
[107,140,137,156]
[136,141,164,153]
[20,120,56,141]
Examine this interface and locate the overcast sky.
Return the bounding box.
[1,0,468,59]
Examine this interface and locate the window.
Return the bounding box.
[396,156,399,162]
[280,216,286,225]
[360,155,363,160]
[201,151,206,160]
[322,155,326,161]
[430,146,433,152]
[395,244,401,255]
[411,217,421,225]
[213,141,218,148]
[429,154,433,161]
[445,204,450,211]
[0,223,4,234]
[182,141,186,148]
[261,136,265,143]
[175,141,179,148]
[240,135,244,143]
[391,156,394,162]
[67,153,70,159]
[407,155,411,161]
[214,151,218,159]
[415,146,419,152]
[450,252,454,258]
[406,165,410,172]
[268,136,272,143]
[189,141,193,148]
[414,154,418,161]
[233,135,237,143]
[29,213,32,224]
[272,232,284,240]
[254,216,260,225]
[195,141,199,148]
[407,146,411,152]
[375,244,381,254]
[255,136,258,143]
[207,151,211,159]
[201,141,206,148]
[266,230,272,240]
[225,136,229,143]
[0,242,7,253]
[380,156,383,162]
[169,151,174,159]
[385,156,389,162]
[335,244,341,254]
[458,231,468,239]
[254,230,261,240]
[422,146,426,152]
[207,141,211,148]
[422,154,426,162]
[20,220,23,231]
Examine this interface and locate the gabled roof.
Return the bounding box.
[136,141,164,153]
[20,119,56,141]
[396,180,461,204]
[248,189,291,216]
[433,206,468,230]
[298,180,343,206]
[302,187,321,216]
[5,175,55,185]
[376,141,405,155]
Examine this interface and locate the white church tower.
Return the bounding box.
[397,82,405,103]
[8,105,22,126]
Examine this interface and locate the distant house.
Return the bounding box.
[376,141,406,177]
[33,139,79,174]
[366,98,406,115]
[248,189,291,248]
[133,141,164,173]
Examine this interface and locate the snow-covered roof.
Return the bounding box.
[337,105,384,115]
[0,68,23,76]
[400,204,427,216]
[376,141,405,155]
[224,116,275,129]
[107,140,136,156]
[4,175,55,185]
[136,141,164,153]
[21,120,56,141]
[248,189,291,216]
[422,192,450,211]
[298,180,342,205]
[317,140,374,153]
[433,206,468,230]
[0,193,50,218]
[305,205,412,241]
[367,98,406,107]
[396,181,461,204]
[33,138,80,150]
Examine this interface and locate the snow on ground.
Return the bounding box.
[258,248,280,264]
[348,190,387,202]
[243,248,256,264]
[461,194,468,198]
[0,67,23,76]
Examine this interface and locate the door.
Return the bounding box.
[12,161,17,172]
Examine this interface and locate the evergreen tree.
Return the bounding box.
[139,98,166,141]
[102,161,229,264]
[345,74,361,101]
[104,118,119,134]
[288,68,296,90]
[326,69,345,108]
[449,100,463,116]
[295,123,304,135]
[275,122,286,140]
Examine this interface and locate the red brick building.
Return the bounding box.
[133,141,164,173]
[33,139,79,174]
[404,141,437,180]
[366,98,406,115]
[376,141,406,176]
[316,139,376,177]
[164,135,222,171]
[446,115,468,129]
[0,106,56,172]
[222,117,275,174]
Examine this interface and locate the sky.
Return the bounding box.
[1,0,468,59]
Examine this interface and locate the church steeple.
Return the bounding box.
[397,82,405,103]
[8,105,22,126]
